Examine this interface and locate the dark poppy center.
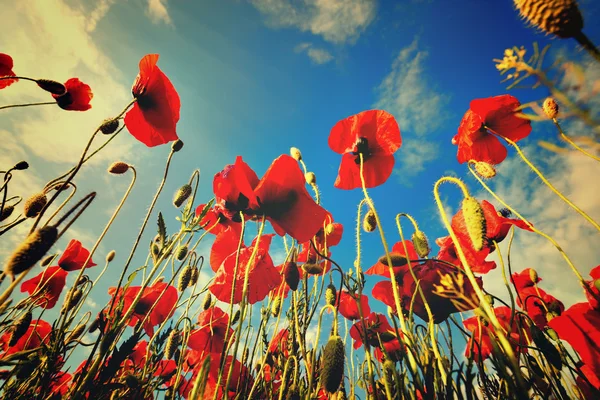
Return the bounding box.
[256,190,297,219]
[136,94,155,110]
[352,137,372,164]
[134,300,151,315]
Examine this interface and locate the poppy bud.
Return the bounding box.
[36,79,66,95]
[546,311,559,322]
[202,292,212,310]
[377,254,407,268]
[99,118,120,135]
[305,172,316,185]
[108,161,129,175]
[38,255,53,267]
[64,289,83,312]
[514,0,583,39]
[4,226,58,278]
[178,265,192,291]
[325,284,337,306]
[271,296,282,317]
[473,161,497,179]
[88,313,104,333]
[175,245,188,261]
[461,196,486,251]
[173,184,192,208]
[411,230,430,258]
[0,204,14,222]
[172,140,184,152]
[66,324,86,343]
[363,209,377,233]
[13,161,29,170]
[529,268,539,283]
[325,223,335,236]
[189,266,199,286]
[106,250,116,263]
[23,193,48,218]
[543,98,559,119]
[320,336,345,393]
[302,263,324,275]
[283,261,300,291]
[290,147,302,161]
[231,309,241,326]
[594,279,600,292]
[151,243,160,257]
[9,311,32,347]
[165,329,180,360]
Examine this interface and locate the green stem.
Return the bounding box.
[0,101,56,111]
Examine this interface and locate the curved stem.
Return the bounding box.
[552,118,600,162]
[574,31,600,63]
[0,101,56,111]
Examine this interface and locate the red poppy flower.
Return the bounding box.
[337,290,371,320]
[213,156,260,217]
[297,212,343,263]
[108,282,178,336]
[209,234,281,304]
[517,286,564,329]
[253,155,328,243]
[365,240,419,278]
[20,266,68,309]
[49,372,72,397]
[511,268,541,292]
[453,95,532,164]
[585,265,600,311]
[463,306,529,363]
[329,110,401,190]
[210,227,243,272]
[267,328,294,360]
[187,307,233,356]
[124,54,180,147]
[186,354,252,399]
[52,78,93,111]
[0,319,52,356]
[435,235,496,274]
[349,312,404,362]
[57,239,97,271]
[195,203,241,236]
[270,262,303,299]
[0,53,17,89]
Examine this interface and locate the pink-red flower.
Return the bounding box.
[52,78,93,111]
[453,95,531,164]
[585,265,600,311]
[329,110,401,190]
[349,312,404,362]
[0,319,52,356]
[20,266,68,309]
[337,290,371,320]
[0,53,17,89]
[365,240,419,278]
[187,307,233,356]
[124,54,180,147]
[58,239,97,271]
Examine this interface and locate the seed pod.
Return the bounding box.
[99,118,120,135]
[411,230,430,258]
[325,284,337,306]
[175,245,188,261]
[0,204,14,222]
[290,147,302,161]
[66,324,86,343]
[231,310,241,326]
[271,296,282,317]
[4,226,58,278]
[202,292,212,310]
[461,196,487,251]
[305,172,316,185]
[514,0,583,39]
[543,98,559,119]
[165,329,180,360]
[23,193,47,218]
[283,261,300,291]
[320,336,345,393]
[474,161,497,179]
[9,311,32,347]
[178,265,192,291]
[36,79,66,95]
[189,266,199,286]
[172,140,184,152]
[363,209,377,233]
[173,184,192,208]
[106,250,116,263]
[302,263,324,275]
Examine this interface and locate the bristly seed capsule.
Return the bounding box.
[461,196,487,251]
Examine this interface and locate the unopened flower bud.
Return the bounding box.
[106,250,116,263]
[178,265,192,291]
[108,162,129,175]
[65,324,86,343]
[202,292,212,310]
[13,161,29,170]
[594,279,600,292]
[173,184,192,208]
[302,262,324,275]
[514,0,583,39]
[461,196,486,251]
[165,329,180,360]
[231,309,241,326]
[283,261,300,291]
[529,268,539,283]
[321,336,345,393]
[473,161,497,179]
[36,79,66,95]
[171,140,184,152]
[99,118,120,135]
[9,311,32,347]
[325,284,337,306]
[175,245,188,261]
[543,98,559,119]
[4,226,58,278]
[0,204,14,222]
[189,266,199,286]
[411,230,430,258]
[64,289,83,312]
[290,147,302,161]
[23,193,47,218]
[363,209,377,233]
[325,223,335,236]
[305,172,316,185]
[271,296,282,317]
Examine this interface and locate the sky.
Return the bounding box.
[1,0,600,376]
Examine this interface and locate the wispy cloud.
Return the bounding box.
[250,0,376,44]
[146,0,172,25]
[374,37,450,184]
[294,42,334,64]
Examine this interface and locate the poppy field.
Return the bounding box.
[1,0,600,399]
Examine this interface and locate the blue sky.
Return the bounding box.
[1,0,600,372]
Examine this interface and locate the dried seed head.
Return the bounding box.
[178,265,192,291]
[189,266,199,286]
[283,261,300,291]
[290,147,302,161]
[231,309,241,326]
[106,250,116,263]
[23,193,47,218]
[305,172,316,185]
[271,296,282,317]
[171,139,184,152]
[165,329,180,360]
[461,196,487,251]
[36,79,66,95]
[543,97,559,119]
[175,245,188,261]
[321,336,345,393]
[363,209,377,233]
[514,0,583,39]
[13,161,29,171]
[64,289,83,312]
[302,262,324,275]
[529,268,539,283]
[325,283,337,306]
[99,118,120,135]
[173,184,192,208]
[66,324,86,343]
[411,230,430,258]
[0,204,14,222]
[4,226,58,278]
[108,161,129,175]
[9,311,32,347]
[473,161,497,179]
[202,292,212,310]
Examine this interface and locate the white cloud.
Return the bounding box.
[250,0,376,44]
[294,42,334,64]
[86,0,118,32]
[146,0,172,25]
